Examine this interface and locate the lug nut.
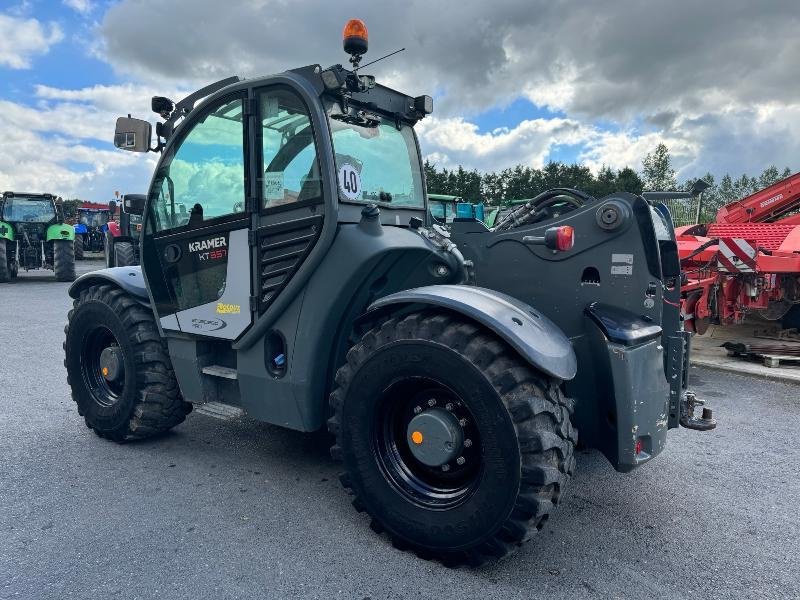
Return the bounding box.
[445,403,453,411]
[459,418,467,427]
[428,398,437,407]
[413,406,422,414]
[441,464,450,472]
[456,456,465,466]
[463,439,472,448]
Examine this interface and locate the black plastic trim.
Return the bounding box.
[584,302,663,346]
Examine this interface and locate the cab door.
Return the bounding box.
[141,92,254,340]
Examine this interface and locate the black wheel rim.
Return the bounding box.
[373,377,482,510]
[80,326,125,408]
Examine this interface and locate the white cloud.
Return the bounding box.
[3,0,798,201]
[579,131,697,175]
[0,14,64,69]
[62,0,94,15]
[417,116,592,173]
[91,0,799,182]
[0,84,171,199]
[35,83,189,119]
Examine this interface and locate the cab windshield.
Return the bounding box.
[1,198,56,223]
[78,211,109,228]
[327,104,424,209]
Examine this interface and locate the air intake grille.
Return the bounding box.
[256,215,323,313]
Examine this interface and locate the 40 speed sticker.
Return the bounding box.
[338,163,362,201]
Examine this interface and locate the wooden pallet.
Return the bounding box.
[726,349,800,368]
[759,354,800,368]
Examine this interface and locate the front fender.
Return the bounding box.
[0,220,14,241]
[46,223,75,242]
[68,266,149,304]
[368,285,577,381]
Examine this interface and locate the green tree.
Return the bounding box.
[481,172,504,204]
[717,174,736,205]
[641,143,677,191]
[61,198,83,220]
[615,167,644,194]
[759,165,781,188]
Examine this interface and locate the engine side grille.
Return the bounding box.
[256,215,323,313]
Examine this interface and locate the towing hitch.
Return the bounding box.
[680,391,717,431]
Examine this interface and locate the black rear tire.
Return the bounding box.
[53,239,76,281]
[114,241,136,267]
[64,284,192,441]
[74,234,84,261]
[328,311,577,567]
[0,239,10,283]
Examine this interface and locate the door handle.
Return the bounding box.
[163,243,182,263]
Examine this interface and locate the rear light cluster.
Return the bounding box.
[544,225,575,251]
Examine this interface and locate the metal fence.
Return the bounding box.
[662,197,701,227]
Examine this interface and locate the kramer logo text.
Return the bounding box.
[189,236,227,261]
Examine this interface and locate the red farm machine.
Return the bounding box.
[677,172,800,334]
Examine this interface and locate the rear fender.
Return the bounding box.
[46,223,75,242]
[0,220,13,241]
[68,266,150,305]
[367,284,577,381]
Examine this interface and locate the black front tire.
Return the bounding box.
[64,284,192,441]
[53,239,76,281]
[74,235,84,261]
[0,239,10,282]
[114,241,136,267]
[328,311,577,567]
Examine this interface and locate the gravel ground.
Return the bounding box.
[1,259,798,599]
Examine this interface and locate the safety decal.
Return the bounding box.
[717,238,757,273]
[611,253,633,276]
[338,163,362,201]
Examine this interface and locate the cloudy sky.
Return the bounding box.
[1,0,798,201]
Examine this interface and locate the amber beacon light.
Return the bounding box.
[343,19,369,56]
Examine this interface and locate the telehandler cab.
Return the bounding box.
[64,19,713,566]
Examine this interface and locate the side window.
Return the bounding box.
[150,96,246,232]
[260,90,321,210]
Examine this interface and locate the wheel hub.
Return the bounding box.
[406,407,463,467]
[99,346,123,382]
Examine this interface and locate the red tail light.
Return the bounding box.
[555,225,575,251]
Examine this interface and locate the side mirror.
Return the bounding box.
[108,200,117,215]
[122,194,146,216]
[114,117,152,152]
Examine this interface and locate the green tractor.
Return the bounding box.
[0,192,76,282]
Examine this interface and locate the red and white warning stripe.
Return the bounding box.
[717,237,757,273]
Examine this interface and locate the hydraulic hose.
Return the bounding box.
[492,188,594,232]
